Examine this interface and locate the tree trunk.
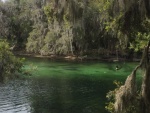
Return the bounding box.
[114,41,150,113]
[140,65,150,113]
[140,43,150,113]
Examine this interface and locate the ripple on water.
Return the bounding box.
[0,80,32,113]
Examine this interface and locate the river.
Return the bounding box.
[0,57,141,113]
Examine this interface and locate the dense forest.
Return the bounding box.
[0,0,150,113]
[0,0,149,59]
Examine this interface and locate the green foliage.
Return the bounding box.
[128,19,150,51]
[1,0,149,56]
[0,40,24,82]
[25,0,125,55]
[41,31,56,55]
[26,29,43,54]
[0,0,32,48]
[44,3,54,23]
[106,80,141,113]
[130,32,150,51]
[105,80,122,113]
[103,0,150,52]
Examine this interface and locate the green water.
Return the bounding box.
[0,57,142,113]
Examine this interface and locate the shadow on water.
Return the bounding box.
[30,75,114,113]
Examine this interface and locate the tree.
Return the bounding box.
[0,0,32,49]
[105,0,150,113]
[0,40,24,82]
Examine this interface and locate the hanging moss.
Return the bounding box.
[106,41,150,113]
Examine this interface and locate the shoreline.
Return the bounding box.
[13,51,141,62]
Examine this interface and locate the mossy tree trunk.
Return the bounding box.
[114,41,150,113]
[140,41,150,113]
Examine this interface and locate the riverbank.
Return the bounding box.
[13,51,141,62]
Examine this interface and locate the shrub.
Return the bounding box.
[0,40,24,82]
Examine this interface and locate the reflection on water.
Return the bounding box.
[0,57,139,113]
[30,77,106,113]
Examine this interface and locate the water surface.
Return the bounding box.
[0,57,141,113]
